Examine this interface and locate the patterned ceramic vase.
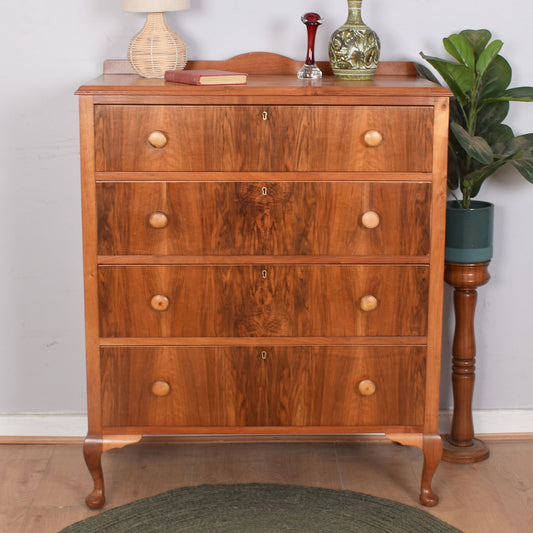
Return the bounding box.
[329,0,381,80]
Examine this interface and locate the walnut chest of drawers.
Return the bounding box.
[76,55,450,509]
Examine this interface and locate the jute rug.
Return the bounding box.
[60,484,462,532]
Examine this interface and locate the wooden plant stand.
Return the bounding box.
[442,261,491,463]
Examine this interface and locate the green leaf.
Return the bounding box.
[479,55,512,99]
[476,101,509,136]
[503,133,533,156]
[444,34,476,69]
[447,147,460,190]
[470,174,489,198]
[512,158,533,182]
[487,124,514,152]
[462,158,508,198]
[469,177,485,199]
[460,29,492,59]
[476,39,503,75]
[450,97,466,123]
[500,86,533,101]
[450,122,494,164]
[414,62,441,84]
[449,98,465,128]
[420,53,474,105]
[505,135,533,181]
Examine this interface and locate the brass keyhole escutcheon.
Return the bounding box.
[262,111,268,120]
[260,350,267,360]
[262,269,268,279]
[262,186,268,195]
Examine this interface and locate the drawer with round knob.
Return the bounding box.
[94,104,434,172]
[97,264,429,338]
[96,181,431,257]
[99,345,426,429]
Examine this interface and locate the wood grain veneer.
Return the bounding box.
[97,265,429,338]
[100,346,426,428]
[96,181,431,257]
[94,105,433,172]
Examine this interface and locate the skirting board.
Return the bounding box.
[0,410,532,441]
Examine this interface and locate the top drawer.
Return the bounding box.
[94,105,434,172]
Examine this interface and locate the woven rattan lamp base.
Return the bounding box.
[128,12,187,78]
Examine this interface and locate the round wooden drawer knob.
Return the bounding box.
[363,130,383,147]
[147,130,168,148]
[149,212,168,229]
[150,294,170,311]
[360,295,378,312]
[152,380,170,397]
[358,380,376,396]
[361,211,380,229]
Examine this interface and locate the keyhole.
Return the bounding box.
[261,351,267,360]
[262,111,268,120]
[262,269,268,279]
[262,186,268,196]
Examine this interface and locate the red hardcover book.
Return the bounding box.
[164,69,248,86]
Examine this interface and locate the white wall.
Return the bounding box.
[1,0,532,424]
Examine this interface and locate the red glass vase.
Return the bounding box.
[297,12,323,80]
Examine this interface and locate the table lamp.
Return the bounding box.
[122,0,190,78]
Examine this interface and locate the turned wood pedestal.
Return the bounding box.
[442,261,491,464]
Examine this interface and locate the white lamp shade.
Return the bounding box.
[122,0,190,12]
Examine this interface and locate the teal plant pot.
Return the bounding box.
[445,200,494,263]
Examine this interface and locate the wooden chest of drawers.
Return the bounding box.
[77,55,450,509]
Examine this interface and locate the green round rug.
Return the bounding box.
[61,484,462,533]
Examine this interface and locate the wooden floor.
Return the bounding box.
[1,438,531,533]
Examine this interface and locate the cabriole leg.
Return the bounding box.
[83,436,105,509]
[420,434,443,506]
[385,432,443,506]
[83,434,143,509]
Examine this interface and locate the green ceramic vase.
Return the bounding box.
[445,200,494,263]
[329,0,381,80]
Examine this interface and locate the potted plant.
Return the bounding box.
[417,30,533,464]
[418,29,533,263]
